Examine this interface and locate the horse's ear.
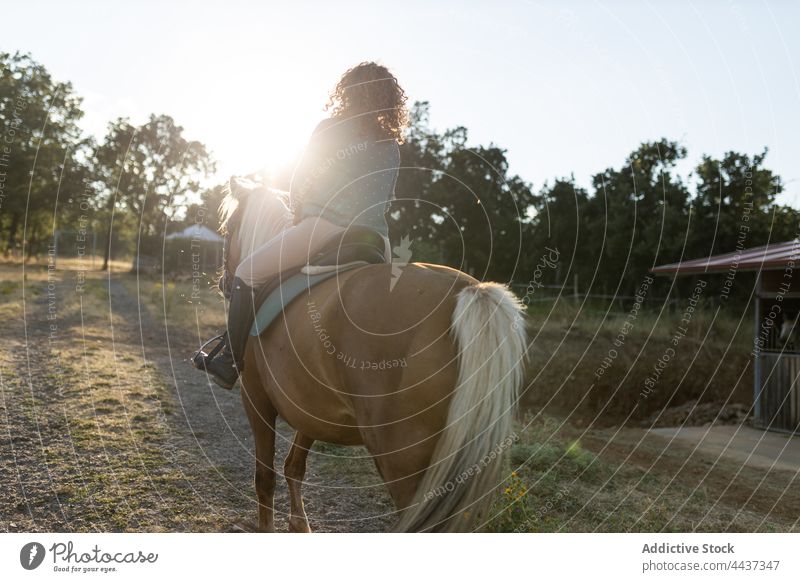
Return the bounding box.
[228,176,246,200]
[229,175,263,200]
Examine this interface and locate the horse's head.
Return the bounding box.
[218,175,293,298]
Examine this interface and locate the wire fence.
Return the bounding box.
[509,281,687,315]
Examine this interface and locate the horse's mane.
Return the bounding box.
[219,177,293,256]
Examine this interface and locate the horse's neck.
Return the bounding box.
[239,193,293,255]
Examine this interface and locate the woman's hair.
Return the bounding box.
[325,62,408,143]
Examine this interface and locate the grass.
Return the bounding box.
[484,412,797,532]
[119,272,226,343]
[310,440,389,488]
[522,296,754,424]
[0,280,19,296]
[29,324,214,531]
[0,262,229,532]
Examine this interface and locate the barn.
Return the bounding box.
[652,239,800,434]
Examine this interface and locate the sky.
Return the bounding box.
[4,0,800,206]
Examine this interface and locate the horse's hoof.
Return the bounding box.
[288,517,312,533]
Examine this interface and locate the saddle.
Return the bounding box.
[248,226,386,336]
[194,226,387,368]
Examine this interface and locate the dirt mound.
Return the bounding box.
[639,399,751,428]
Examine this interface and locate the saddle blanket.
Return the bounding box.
[249,262,367,336]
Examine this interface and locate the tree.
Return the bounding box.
[389,102,450,260]
[0,52,86,256]
[691,149,784,258]
[585,140,691,296]
[93,114,214,269]
[179,182,229,234]
[390,102,534,281]
[528,178,591,288]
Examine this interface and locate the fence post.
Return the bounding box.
[753,272,762,424]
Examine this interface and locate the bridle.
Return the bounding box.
[195,209,240,365]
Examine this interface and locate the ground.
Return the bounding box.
[0,260,798,532]
[0,261,392,532]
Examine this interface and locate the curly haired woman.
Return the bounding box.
[204,62,408,389]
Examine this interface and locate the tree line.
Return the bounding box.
[391,104,798,300]
[0,52,212,270]
[2,52,797,299]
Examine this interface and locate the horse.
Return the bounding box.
[215,178,527,532]
[778,311,798,349]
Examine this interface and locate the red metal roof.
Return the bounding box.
[651,239,800,275]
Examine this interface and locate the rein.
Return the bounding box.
[219,211,241,300]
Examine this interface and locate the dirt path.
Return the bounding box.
[0,264,392,532]
[578,427,800,531]
[650,425,800,473]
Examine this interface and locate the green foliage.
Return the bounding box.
[2,53,797,291]
[691,149,787,257]
[393,106,798,299]
[526,140,795,300]
[93,114,215,268]
[0,51,87,257]
[1,52,215,268]
[180,183,229,234]
[390,102,535,281]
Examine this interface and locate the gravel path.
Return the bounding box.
[113,276,395,532]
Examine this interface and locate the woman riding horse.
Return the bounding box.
[196,63,527,532]
[202,62,406,389]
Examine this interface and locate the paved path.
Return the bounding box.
[650,425,800,473]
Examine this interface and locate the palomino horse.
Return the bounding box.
[217,180,527,532]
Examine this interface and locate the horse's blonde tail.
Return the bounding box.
[394,282,527,532]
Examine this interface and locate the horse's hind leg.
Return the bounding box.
[241,368,278,532]
[284,432,314,533]
[254,413,278,532]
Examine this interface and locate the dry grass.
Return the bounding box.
[0,263,237,532]
[522,298,753,424]
[118,272,226,345]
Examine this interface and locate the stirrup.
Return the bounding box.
[191,333,226,370]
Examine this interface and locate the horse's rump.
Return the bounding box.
[248,262,472,440]
[244,262,527,530]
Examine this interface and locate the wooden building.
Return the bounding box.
[652,239,800,434]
